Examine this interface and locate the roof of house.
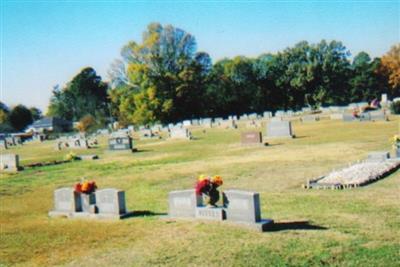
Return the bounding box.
[31,117,71,128]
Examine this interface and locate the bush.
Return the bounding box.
[390,101,400,114]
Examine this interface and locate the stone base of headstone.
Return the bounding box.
[48,210,134,220]
[195,207,225,221]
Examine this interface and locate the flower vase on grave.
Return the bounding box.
[80,193,96,213]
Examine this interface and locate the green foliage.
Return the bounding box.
[47,67,109,122]
[8,104,33,131]
[109,23,211,125]
[390,100,400,114]
[29,107,42,121]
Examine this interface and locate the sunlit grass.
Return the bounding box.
[1,117,399,266]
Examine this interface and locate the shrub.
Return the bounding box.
[390,101,400,114]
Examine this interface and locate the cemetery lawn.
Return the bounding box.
[1,118,399,267]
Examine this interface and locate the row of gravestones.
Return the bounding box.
[0,136,22,150]
[55,136,98,150]
[108,128,193,153]
[48,186,273,232]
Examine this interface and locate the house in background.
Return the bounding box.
[27,117,72,133]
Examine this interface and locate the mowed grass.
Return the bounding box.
[1,117,399,266]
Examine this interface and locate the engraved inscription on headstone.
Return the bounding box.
[241,131,262,145]
[96,189,126,215]
[223,190,261,223]
[54,188,81,212]
[169,189,203,218]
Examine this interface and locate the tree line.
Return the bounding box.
[6,22,399,132]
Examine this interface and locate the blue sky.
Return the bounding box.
[2,0,399,111]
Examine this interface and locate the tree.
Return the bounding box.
[76,114,96,133]
[348,52,386,101]
[379,44,400,95]
[29,107,43,121]
[8,105,33,131]
[47,67,109,122]
[109,23,211,125]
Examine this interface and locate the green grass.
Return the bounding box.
[1,117,399,266]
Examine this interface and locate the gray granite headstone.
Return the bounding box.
[169,189,203,218]
[223,190,261,223]
[266,121,293,138]
[108,136,133,150]
[0,154,19,172]
[366,151,390,162]
[95,188,126,215]
[53,187,82,212]
[170,128,191,139]
[369,110,386,121]
[241,131,262,145]
[0,140,8,150]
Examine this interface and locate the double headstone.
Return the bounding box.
[168,189,273,231]
[266,121,293,138]
[0,154,20,172]
[49,187,132,219]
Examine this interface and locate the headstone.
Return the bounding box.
[5,137,15,146]
[0,154,19,172]
[183,120,192,127]
[381,94,388,103]
[263,111,272,118]
[266,121,293,138]
[95,189,126,215]
[201,118,213,128]
[223,190,261,223]
[52,188,82,213]
[241,131,262,145]
[302,115,319,122]
[248,113,258,120]
[169,189,203,218]
[219,119,237,129]
[369,110,386,121]
[108,136,133,151]
[139,129,153,138]
[170,128,191,140]
[330,113,344,120]
[366,151,390,162]
[191,119,200,125]
[275,110,285,117]
[0,140,8,150]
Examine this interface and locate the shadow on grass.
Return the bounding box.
[128,210,167,218]
[134,149,153,153]
[293,135,308,139]
[268,221,327,231]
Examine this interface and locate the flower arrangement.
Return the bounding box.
[195,174,223,207]
[391,135,400,150]
[64,152,78,161]
[74,180,97,194]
